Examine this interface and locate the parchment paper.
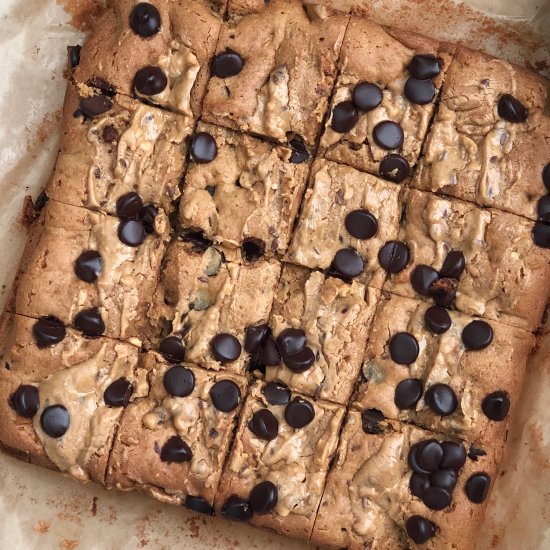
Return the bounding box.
[0,1,548,548]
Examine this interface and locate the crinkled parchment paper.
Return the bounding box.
[0,0,548,548]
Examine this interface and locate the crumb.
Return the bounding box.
[34,520,51,534]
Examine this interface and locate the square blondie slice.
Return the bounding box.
[106,352,246,511]
[150,240,281,374]
[47,83,191,215]
[258,264,379,405]
[179,123,310,257]
[11,198,169,342]
[351,293,534,445]
[286,158,402,289]
[311,410,502,550]
[385,190,550,331]
[74,0,223,116]
[0,312,146,484]
[318,17,454,180]
[202,0,348,147]
[413,46,550,220]
[214,380,345,540]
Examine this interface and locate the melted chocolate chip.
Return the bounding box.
[465,472,491,503]
[430,468,457,491]
[328,248,365,280]
[424,383,457,416]
[533,221,550,248]
[184,495,213,515]
[79,95,113,118]
[211,333,242,363]
[394,378,423,410]
[331,101,359,133]
[440,441,466,470]
[68,45,81,69]
[424,305,452,334]
[467,446,487,461]
[283,346,315,373]
[249,481,278,515]
[404,78,436,105]
[138,204,158,234]
[74,250,102,283]
[104,378,134,407]
[40,405,70,438]
[498,94,528,123]
[439,250,465,279]
[389,332,419,365]
[276,328,306,356]
[429,278,457,308]
[410,264,439,296]
[190,132,218,163]
[160,436,193,463]
[212,49,245,78]
[130,3,162,37]
[422,487,452,510]
[408,55,441,79]
[262,382,291,406]
[221,495,252,522]
[481,391,510,421]
[248,409,279,441]
[410,472,430,498]
[284,397,315,429]
[102,125,119,143]
[258,337,281,366]
[361,408,385,434]
[241,238,265,262]
[134,66,168,96]
[209,380,241,412]
[461,320,493,350]
[379,154,410,183]
[159,335,185,363]
[181,229,212,251]
[352,82,383,112]
[245,324,270,354]
[116,192,143,219]
[11,385,39,418]
[378,241,410,273]
[406,515,436,544]
[33,316,66,348]
[372,121,404,150]
[289,139,309,164]
[163,366,195,397]
[118,219,145,246]
[345,210,378,240]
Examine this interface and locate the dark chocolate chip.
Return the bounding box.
[289,139,309,164]
[439,250,465,279]
[361,408,385,434]
[102,125,119,143]
[10,385,39,418]
[74,250,102,283]
[406,515,436,544]
[372,121,404,150]
[104,377,134,407]
[241,238,265,262]
[481,391,510,421]
[328,248,365,280]
[79,95,113,118]
[184,495,213,515]
[221,495,252,522]
[257,337,281,366]
[181,229,212,251]
[408,442,432,475]
[429,277,457,308]
[40,405,70,438]
[408,55,441,79]
[248,409,279,441]
[440,441,466,470]
[378,241,410,273]
[422,487,452,510]
[379,154,410,183]
[160,436,193,463]
[410,264,439,296]
[210,333,241,363]
[138,204,158,234]
[134,65,168,96]
[424,306,452,334]
[498,94,528,123]
[461,320,493,350]
[276,328,306,356]
[209,380,241,412]
[249,481,278,515]
[537,195,550,222]
[543,163,550,191]
[404,78,436,105]
[410,472,431,498]
[34,191,49,212]
[331,101,359,133]
[73,308,105,337]
[163,366,195,397]
[116,192,143,219]
[159,335,186,363]
[345,210,378,240]
[284,397,315,429]
[389,332,419,365]
[467,446,487,461]
[130,3,162,37]
[424,383,457,416]
[212,49,244,78]
[430,468,457,491]
[411,440,443,473]
[352,82,383,112]
[87,77,116,97]
[245,324,270,354]
[118,219,145,246]
[394,378,423,410]
[465,472,491,504]
[68,45,81,69]
[262,382,291,406]
[283,346,315,373]
[533,220,550,248]
[33,316,66,348]
[190,132,218,163]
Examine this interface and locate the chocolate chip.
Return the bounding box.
[74,250,102,283]
[73,308,105,337]
[68,45,81,69]
[406,515,436,544]
[439,250,465,279]
[118,220,145,246]
[258,337,281,366]
[40,405,70,438]
[429,278,457,308]
[430,468,457,491]
[160,436,192,463]
[440,441,466,470]
[482,391,510,421]
[10,385,39,418]
[373,121,404,150]
[422,487,452,510]
[159,336,185,363]
[394,378,423,409]
[410,440,443,473]
[249,481,278,515]
[33,316,66,348]
[408,55,441,79]
[87,77,116,97]
[212,49,244,78]
[361,408,385,434]
[102,125,119,143]
[345,210,378,240]
[410,265,439,296]
[130,3,161,37]
[289,139,309,164]
[328,248,365,280]
[424,384,457,416]
[378,241,410,273]
[408,442,432,475]
[498,94,528,123]
[409,472,430,498]
[34,191,49,212]
[248,409,279,441]
[537,195,550,222]
[184,495,213,515]
[424,306,451,334]
[116,192,143,219]
[262,382,291,406]
[284,397,315,429]
[245,324,269,354]
[533,220,550,248]
[379,154,410,183]
[211,333,241,363]
[467,445,487,461]
[221,495,252,522]
[241,238,265,262]
[404,78,436,105]
[352,82,383,112]
[461,320,493,350]
[138,204,158,234]
[389,332,419,365]
[276,328,306,356]
[190,132,217,163]
[283,346,315,373]
[79,95,113,118]
[543,163,550,190]
[331,101,359,133]
[209,380,241,412]
[163,366,195,397]
[465,472,491,503]
[181,229,212,251]
[134,66,168,96]
[104,378,134,407]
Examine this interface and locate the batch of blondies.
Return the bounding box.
[1,0,550,548]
